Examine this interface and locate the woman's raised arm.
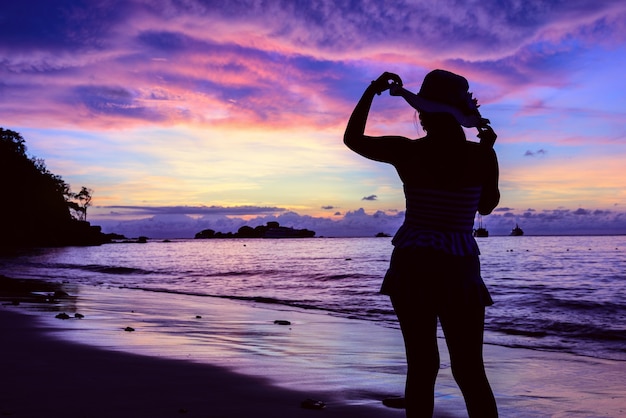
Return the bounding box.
[343,72,402,151]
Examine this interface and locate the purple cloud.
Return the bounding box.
[93,206,626,239]
[524,149,547,157]
[99,205,287,216]
[2,0,625,128]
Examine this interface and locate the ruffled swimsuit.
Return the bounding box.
[381,185,493,307]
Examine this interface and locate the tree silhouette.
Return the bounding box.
[0,128,26,155]
[0,127,108,248]
[73,186,93,221]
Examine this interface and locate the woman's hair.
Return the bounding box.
[419,112,466,140]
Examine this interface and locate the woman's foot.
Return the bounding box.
[382,397,406,409]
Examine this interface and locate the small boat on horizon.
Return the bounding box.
[510,224,524,236]
[473,217,489,237]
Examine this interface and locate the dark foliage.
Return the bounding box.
[0,128,110,249]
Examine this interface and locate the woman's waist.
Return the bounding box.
[403,186,481,231]
[403,210,476,232]
[392,224,479,256]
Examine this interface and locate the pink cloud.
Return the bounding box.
[3,0,625,132]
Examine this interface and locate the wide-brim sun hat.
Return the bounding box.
[392,69,490,128]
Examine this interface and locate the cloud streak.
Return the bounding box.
[98,204,286,217]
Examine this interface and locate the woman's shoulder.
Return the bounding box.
[464,140,497,157]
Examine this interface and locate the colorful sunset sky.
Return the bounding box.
[3,0,626,237]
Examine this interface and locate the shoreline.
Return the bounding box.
[1,277,625,417]
[0,307,404,418]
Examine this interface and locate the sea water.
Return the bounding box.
[1,236,625,362]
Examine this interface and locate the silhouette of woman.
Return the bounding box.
[344,70,500,417]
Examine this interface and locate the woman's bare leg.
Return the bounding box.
[391,294,440,418]
[439,307,498,418]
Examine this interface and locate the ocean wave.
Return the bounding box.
[198,270,283,278]
[4,236,625,361]
[61,263,153,275]
[548,297,625,313]
[121,286,327,313]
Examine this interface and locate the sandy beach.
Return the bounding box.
[0,309,406,418]
[1,277,624,417]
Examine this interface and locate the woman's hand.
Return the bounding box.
[477,125,497,147]
[370,72,403,95]
[389,82,404,96]
[344,72,403,149]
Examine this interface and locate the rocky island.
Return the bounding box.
[195,221,315,239]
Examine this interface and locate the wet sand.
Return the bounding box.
[1,277,624,417]
[0,308,407,418]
